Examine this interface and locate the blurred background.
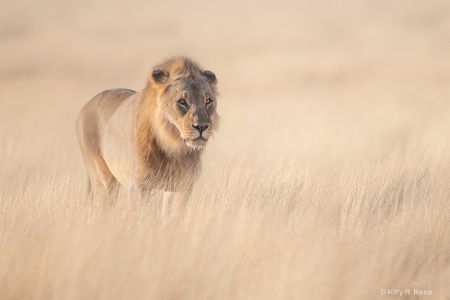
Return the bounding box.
[1,0,449,175]
[1,1,450,298]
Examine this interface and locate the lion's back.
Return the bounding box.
[76,88,136,158]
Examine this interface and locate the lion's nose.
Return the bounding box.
[192,124,210,134]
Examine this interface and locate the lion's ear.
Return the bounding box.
[202,70,217,84]
[151,69,169,84]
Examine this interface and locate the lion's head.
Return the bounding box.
[148,57,219,153]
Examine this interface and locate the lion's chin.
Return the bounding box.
[185,137,207,150]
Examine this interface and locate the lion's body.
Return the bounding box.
[76,57,218,205]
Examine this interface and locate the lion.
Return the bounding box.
[76,57,219,212]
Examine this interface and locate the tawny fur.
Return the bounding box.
[76,57,219,205]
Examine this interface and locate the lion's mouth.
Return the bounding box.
[185,136,208,150]
[194,136,207,142]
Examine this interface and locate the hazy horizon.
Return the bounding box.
[1,0,450,299]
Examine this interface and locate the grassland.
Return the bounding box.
[1,0,450,299]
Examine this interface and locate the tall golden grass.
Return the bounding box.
[1,0,450,299]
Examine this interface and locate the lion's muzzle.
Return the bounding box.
[192,124,209,135]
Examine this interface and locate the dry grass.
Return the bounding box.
[1,0,450,299]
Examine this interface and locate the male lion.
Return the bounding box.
[76,57,219,211]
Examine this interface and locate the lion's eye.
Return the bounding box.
[178,99,187,106]
[205,98,213,106]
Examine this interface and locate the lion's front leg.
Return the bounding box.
[126,180,140,203]
[161,191,189,217]
[162,191,171,217]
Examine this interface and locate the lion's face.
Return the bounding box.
[154,70,218,151]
